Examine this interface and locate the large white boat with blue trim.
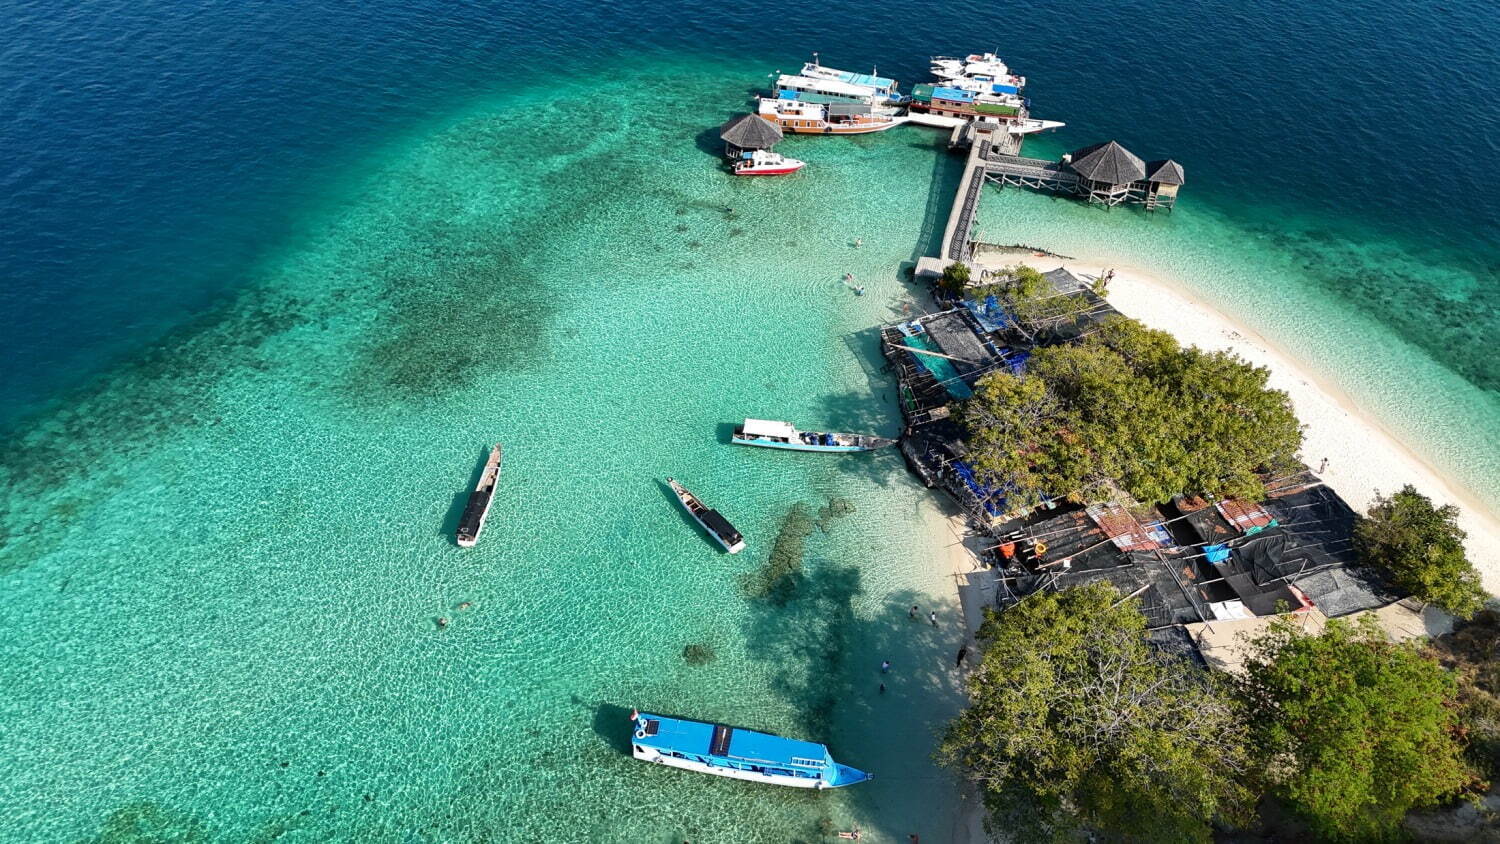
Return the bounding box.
[732,418,896,453]
[629,709,872,789]
[666,478,746,553]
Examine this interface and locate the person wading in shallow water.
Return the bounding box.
[909,604,918,620]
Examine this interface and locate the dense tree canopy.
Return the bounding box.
[940,584,1252,842]
[961,316,1302,506]
[939,261,971,294]
[1241,616,1474,841]
[1355,484,1486,618]
[1426,610,1500,778]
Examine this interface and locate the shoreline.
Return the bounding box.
[977,254,1500,584]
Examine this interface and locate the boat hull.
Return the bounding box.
[631,745,863,788]
[734,165,804,176]
[456,444,502,547]
[776,121,897,134]
[731,436,878,453]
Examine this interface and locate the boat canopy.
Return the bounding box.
[827,102,871,117]
[776,73,877,98]
[835,70,895,90]
[932,86,975,103]
[701,509,743,545]
[989,83,1020,95]
[777,89,799,100]
[742,418,797,439]
[635,714,832,768]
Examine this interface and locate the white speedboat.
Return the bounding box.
[930,52,1026,89]
[732,149,806,176]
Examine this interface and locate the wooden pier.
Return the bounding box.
[934,132,1184,264]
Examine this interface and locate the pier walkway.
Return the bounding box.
[938,128,1030,261]
[984,154,1080,191]
[940,137,992,261]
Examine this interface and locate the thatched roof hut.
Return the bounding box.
[1145,159,1186,186]
[719,114,782,153]
[1068,141,1146,185]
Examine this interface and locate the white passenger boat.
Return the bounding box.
[666,478,745,553]
[732,149,806,176]
[731,419,895,453]
[630,709,871,789]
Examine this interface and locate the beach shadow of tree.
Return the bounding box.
[742,558,865,742]
[741,553,974,840]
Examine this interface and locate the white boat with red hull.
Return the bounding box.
[733,149,806,176]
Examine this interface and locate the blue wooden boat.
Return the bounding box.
[731,419,895,453]
[629,709,871,789]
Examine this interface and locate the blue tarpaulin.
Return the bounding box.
[963,294,1010,332]
[990,83,1019,95]
[1204,544,1231,563]
[777,89,799,100]
[953,461,1004,516]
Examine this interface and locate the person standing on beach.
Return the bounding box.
[1319,457,1329,473]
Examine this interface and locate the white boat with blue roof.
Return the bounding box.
[629,709,872,789]
[732,418,895,453]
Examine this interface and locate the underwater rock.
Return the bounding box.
[682,643,716,665]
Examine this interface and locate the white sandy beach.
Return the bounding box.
[977,255,1500,587]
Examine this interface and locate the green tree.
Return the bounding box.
[1355,485,1486,618]
[1241,616,1475,841]
[982,264,1092,329]
[1425,610,1500,779]
[961,316,1301,506]
[940,584,1252,842]
[939,261,971,294]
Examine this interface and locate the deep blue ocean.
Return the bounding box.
[6,0,1496,420]
[2,0,1498,840]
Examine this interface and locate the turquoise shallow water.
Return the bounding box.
[0,65,977,842]
[4,0,1500,838]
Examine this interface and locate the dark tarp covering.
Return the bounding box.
[702,509,742,545]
